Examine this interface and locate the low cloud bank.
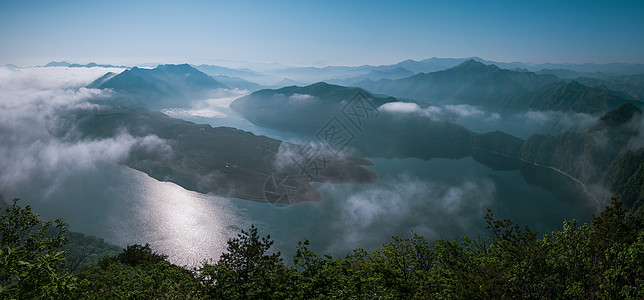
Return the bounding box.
[0,66,168,198]
[379,102,501,122]
[379,101,599,138]
[316,173,496,253]
[162,88,250,119]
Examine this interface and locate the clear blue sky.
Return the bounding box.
[1,0,643,67]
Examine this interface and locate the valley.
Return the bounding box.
[2,57,643,265]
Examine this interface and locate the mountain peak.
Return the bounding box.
[566,80,584,89]
[155,63,196,72]
[87,63,228,109]
[309,81,332,88]
[45,61,72,67]
[158,63,191,68]
[451,59,499,72]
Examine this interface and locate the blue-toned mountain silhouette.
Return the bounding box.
[355,60,637,114]
[88,64,228,110]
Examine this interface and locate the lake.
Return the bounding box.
[6,108,597,267]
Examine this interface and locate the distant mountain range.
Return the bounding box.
[193,64,280,86]
[41,57,644,105]
[44,61,128,68]
[31,57,643,211]
[87,64,228,110]
[327,67,415,86]
[194,57,644,86]
[210,75,264,91]
[354,60,639,114]
[575,74,644,101]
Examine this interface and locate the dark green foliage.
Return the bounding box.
[286,198,643,299]
[198,225,299,299]
[117,243,168,267]
[0,199,78,299]
[65,232,121,273]
[77,256,202,299]
[603,150,644,215]
[2,197,641,299]
[622,164,644,216]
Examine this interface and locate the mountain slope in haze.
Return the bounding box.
[230,81,594,205]
[211,75,264,91]
[231,82,524,168]
[519,103,643,210]
[355,60,637,114]
[193,64,279,86]
[271,78,308,88]
[575,74,644,101]
[355,60,557,106]
[53,107,376,205]
[230,82,400,133]
[535,68,610,80]
[232,82,644,211]
[516,80,630,114]
[602,148,644,214]
[190,57,644,95]
[88,64,228,110]
[328,67,415,86]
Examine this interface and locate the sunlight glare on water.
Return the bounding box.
[118,169,249,267]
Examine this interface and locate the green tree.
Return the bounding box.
[199,225,298,299]
[77,243,202,299]
[0,198,78,299]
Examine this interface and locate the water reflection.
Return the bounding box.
[8,164,250,267]
[118,169,248,266]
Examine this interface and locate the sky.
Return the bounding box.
[1,0,643,67]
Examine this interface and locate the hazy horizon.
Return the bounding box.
[7,55,644,70]
[2,1,643,67]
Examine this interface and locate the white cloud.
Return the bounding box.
[444,104,485,118]
[519,110,597,132]
[289,93,315,101]
[379,102,443,120]
[317,173,496,252]
[379,102,421,113]
[0,66,169,195]
[487,112,501,121]
[379,102,499,122]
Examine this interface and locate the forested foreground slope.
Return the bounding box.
[1,197,641,299]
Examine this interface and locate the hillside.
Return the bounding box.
[87,64,228,110]
[575,74,644,101]
[519,103,643,209]
[230,82,399,133]
[518,80,629,113]
[231,82,525,170]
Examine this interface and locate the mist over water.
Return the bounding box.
[0,66,599,266]
[174,97,596,260]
